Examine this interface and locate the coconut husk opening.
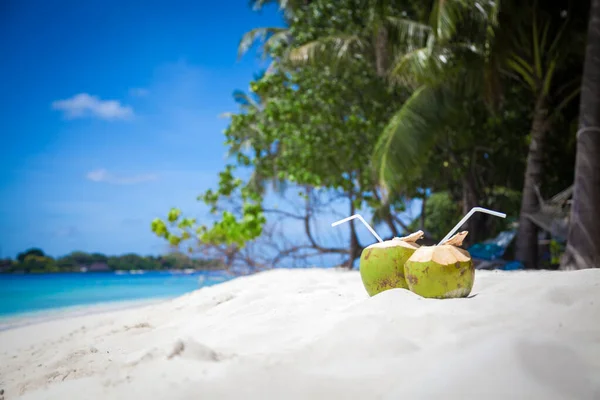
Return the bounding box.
[366,230,424,249]
[440,231,469,247]
[409,242,471,264]
[392,230,424,243]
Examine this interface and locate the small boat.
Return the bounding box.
[129,270,145,275]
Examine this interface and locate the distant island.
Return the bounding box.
[0,248,225,274]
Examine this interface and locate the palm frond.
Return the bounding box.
[219,112,235,119]
[287,34,367,66]
[390,42,482,88]
[373,84,462,192]
[430,0,465,41]
[464,0,500,41]
[250,0,278,10]
[385,16,432,51]
[238,27,290,60]
[226,138,254,158]
[250,0,305,15]
[505,55,536,90]
[542,58,557,96]
[503,8,572,94]
[430,0,500,42]
[389,47,434,87]
[232,90,263,111]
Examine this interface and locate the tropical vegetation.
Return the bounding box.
[0,248,224,274]
[152,0,598,270]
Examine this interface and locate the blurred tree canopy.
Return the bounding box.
[152,0,589,269]
[0,248,224,274]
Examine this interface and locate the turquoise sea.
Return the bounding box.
[0,271,233,318]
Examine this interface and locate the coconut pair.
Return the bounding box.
[359,230,473,299]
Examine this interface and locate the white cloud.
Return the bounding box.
[52,93,134,120]
[86,168,158,185]
[129,87,150,97]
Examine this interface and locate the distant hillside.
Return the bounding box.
[0,248,225,274]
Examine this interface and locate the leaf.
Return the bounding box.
[542,58,557,96]
[373,83,460,192]
[232,90,262,111]
[539,18,551,56]
[287,34,367,67]
[390,42,483,89]
[385,16,431,51]
[506,56,537,90]
[430,0,464,41]
[508,53,534,76]
[238,27,290,60]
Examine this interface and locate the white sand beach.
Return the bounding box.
[1,268,599,400]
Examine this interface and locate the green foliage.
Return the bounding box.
[152,163,267,248]
[374,84,463,191]
[410,187,520,242]
[17,248,45,263]
[22,254,59,273]
[409,192,461,240]
[151,0,585,259]
[152,3,412,250]
[550,239,565,265]
[480,186,522,229]
[0,250,224,274]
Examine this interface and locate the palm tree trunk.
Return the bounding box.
[375,26,389,77]
[515,96,549,269]
[461,176,482,246]
[561,0,600,270]
[347,193,361,269]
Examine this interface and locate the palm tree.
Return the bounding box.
[561,0,600,270]
[240,0,434,78]
[287,0,432,77]
[502,7,581,268]
[373,2,582,266]
[241,0,584,263]
[237,0,297,67]
[372,0,501,243]
[240,0,497,241]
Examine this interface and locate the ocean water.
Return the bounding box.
[0,271,233,317]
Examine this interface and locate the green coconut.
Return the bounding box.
[359,230,424,297]
[404,231,474,299]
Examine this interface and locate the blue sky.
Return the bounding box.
[0,0,421,261]
[0,0,289,258]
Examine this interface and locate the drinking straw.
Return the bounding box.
[331,214,383,243]
[438,207,506,245]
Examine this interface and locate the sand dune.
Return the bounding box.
[1,268,599,399]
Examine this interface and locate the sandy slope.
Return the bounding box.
[1,268,599,400]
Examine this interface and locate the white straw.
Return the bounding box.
[438,207,506,245]
[331,214,383,243]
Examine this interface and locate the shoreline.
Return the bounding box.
[0,269,231,276]
[0,270,236,331]
[1,268,599,399]
[0,297,171,332]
